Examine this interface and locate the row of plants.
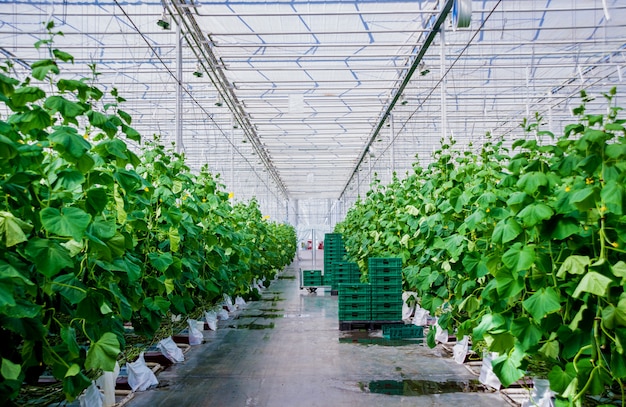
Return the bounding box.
[336,88,626,406]
[0,24,296,405]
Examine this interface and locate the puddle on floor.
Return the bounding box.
[366,379,484,396]
[339,330,423,347]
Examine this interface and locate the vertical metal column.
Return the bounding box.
[230,115,235,193]
[311,228,316,266]
[389,114,395,178]
[440,26,447,141]
[175,20,183,153]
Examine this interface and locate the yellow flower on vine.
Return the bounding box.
[228,192,235,199]
[586,178,594,185]
[485,208,491,213]
[565,186,571,192]
[612,242,619,248]
[144,187,150,192]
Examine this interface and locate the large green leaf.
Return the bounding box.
[557,255,590,278]
[572,271,613,298]
[31,59,60,80]
[148,252,173,273]
[548,363,577,395]
[84,332,120,372]
[40,207,91,241]
[551,217,580,240]
[25,238,74,277]
[516,171,548,195]
[49,126,92,160]
[86,187,108,215]
[510,317,542,350]
[517,203,554,227]
[569,186,598,212]
[502,243,536,273]
[44,95,85,124]
[492,218,522,245]
[522,287,562,321]
[492,346,526,387]
[54,169,85,192]
[0,211,33,247]
[50,273,87,305]
[1,358,21,381]
[9,105,52,133]
[12,86,46,106]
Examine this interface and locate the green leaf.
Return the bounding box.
[572,271,613,298]
[473,313,507,340]
[510,317,542,350]
[85,332,120,372]
[516,171,548,195]
[25,238,74,277]
[31,59,60,80]
[522,287,562,321]
[538,335,560,359]
[118,109,132,125]
[484,332,515,353]
[517,203,554,227]
[148,252,173,273]
[492,346,526,387]
[12,86,46,106]
[52,49,74,63]
[0,211,33,247]
[65,364,81,378]
[502,243,536,273]
[51,273,87,304]
[44,96,85,123]
[49,126,92,160]
[9,105,52,133]
[41,207,91,241]
[492,218,522,245]
[1,358,21,381]
[548,363,577,394]
[122,124,140,142]
[54,169,85,191]
[551,217,580,240]
[557,255,590,278]
[0,261,34,286]
[86,188,108,215]
[61,327,80,359]
[569,187,597,212]
[601,180,624,215]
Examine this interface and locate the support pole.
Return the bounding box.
[440,25,447,141]
[175,20,183,153]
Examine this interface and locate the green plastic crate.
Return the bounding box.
[370,283,402,294]
[338,310,371,321]
[338,302,370,313]
[368,257,402,269]
[371,309,402,321]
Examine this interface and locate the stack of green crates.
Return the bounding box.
[369,258,402,321]
[302,269,323,287]
[338,283,371,321]
[331,261,360,290]
[324,233,347,288]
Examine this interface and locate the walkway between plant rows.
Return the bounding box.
[126,249,508,407]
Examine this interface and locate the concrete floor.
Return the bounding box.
[126,251,509,407]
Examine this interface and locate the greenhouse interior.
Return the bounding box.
[1,0,626,406]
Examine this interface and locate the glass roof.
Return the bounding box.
[2,0,626,229]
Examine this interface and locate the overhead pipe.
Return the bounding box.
[339,0,454,200]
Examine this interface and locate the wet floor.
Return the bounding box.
[126,251,508,407]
